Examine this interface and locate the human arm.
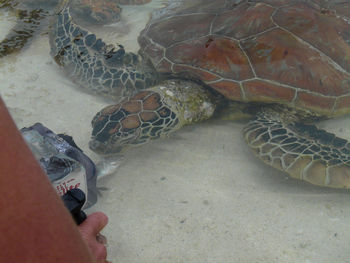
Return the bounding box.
[0,96,107,263]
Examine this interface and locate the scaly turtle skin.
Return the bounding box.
[0,0,150,57]
[0,0,58,57]
[50,1,350,189]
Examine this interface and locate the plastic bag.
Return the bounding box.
[21,123,98,208]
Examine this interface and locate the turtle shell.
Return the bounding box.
[138,0,350,116]
[70,0,122,24]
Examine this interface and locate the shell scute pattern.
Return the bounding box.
[139,0,350,115]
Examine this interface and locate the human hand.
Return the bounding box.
[78,212,109,263]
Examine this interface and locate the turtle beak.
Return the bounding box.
[89,138,122,154]
[89,139,109,154]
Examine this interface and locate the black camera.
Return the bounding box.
[61,188,87,225]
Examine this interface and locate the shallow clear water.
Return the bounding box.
[2,1,350,262]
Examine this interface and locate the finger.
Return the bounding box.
[79,212,108,236]
[94,243,108,263]
[86,240,108,263]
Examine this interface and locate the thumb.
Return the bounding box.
[79,212,108,236]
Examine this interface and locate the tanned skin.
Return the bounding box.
[0,97,108,263]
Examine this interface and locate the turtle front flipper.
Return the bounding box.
[49,5,157,99]
[243,107,350,189]
[89,79,216,154]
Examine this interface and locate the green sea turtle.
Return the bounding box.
[50,0,350,189]
[0,0,151,57]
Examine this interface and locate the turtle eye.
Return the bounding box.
[91,12,107,23]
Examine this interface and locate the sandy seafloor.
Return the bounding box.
[2,1,350,262]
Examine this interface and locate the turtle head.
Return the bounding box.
[89,80,216,154]
[89,90,181,154]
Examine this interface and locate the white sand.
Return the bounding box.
[1,2,350,262]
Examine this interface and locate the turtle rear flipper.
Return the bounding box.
[243,108,350,189]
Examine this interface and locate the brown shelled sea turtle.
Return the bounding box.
[0,0,151,57]
[50,0,350,189]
